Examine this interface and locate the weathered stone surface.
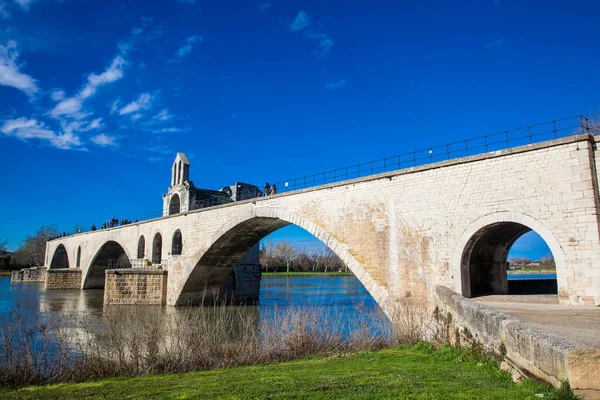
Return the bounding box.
[11,267,46,283]
[43,134,600,310]
[436,285,599,391]
[104,268,168,305]
[44,268,82,290]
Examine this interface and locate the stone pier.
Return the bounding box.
[11,267,46,283]
[44,268,82,290]
[104,269,168,305]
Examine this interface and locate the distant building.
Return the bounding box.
[162,153,260,216]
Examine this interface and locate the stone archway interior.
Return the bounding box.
[177,217,290,305]
[138,235,146,259]
[50,244,69,269]
[152,233,162,264]
[76,246,81,268]
[461,221,542,298]
[169,194,181,215]
[84,241,130,289]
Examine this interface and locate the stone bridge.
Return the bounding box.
[41,134,600,310]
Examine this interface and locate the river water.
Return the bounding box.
[0,275,381,332]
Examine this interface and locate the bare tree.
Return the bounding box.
[274,241,295,273]
[11,225,60,267]
[0,237,6,254]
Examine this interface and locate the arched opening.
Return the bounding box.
[175,211,385,309]
[76,246,81,268]
[172,230,183,256]
[152,233,162,265]
[169,194,181,215]
[49,244,69,269]
[461,222,557,298]
[83,241,130,289]
[138,235,146,259]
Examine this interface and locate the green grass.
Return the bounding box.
[507,267,556,274]
[262,271,353,277]
[1,344,565,400]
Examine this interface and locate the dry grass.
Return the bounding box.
[0,297,434,387]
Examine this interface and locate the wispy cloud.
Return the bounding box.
[14,0,35,11]
[0,40,39,97]
[0,2,10,19]
[485,37,506,48]
[257,3,271,11]
[1,117,83,150]
[152,126,190,134]
[153,109,173,121]
[289,11,334,57]
[290,11,311,32]
[170,35,203,63]
[325,79,346,90]
[306,33,334,57]
[119,92,153,115]
[90,133,117,147]
[50,54,126,118]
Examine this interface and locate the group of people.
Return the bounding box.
[91,217,138,231]
[261,182,277,197]
[49,232,69,240]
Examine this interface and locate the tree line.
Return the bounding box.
[260,239,347,273]
[0,225,60,269]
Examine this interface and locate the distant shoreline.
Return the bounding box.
[261,271,353,277]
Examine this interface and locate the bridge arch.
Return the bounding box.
[83,240,131,289]
[138,235,146,259]
[175,207,388,309]
[453,212,566,298]
[169,194,181,215]
[49,244,69,269]
[152,232,163,265]
[172,229,183,256]
[76,246,81,268]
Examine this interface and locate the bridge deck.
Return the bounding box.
[476,296,600,349]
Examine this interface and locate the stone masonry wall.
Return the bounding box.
[44,269,82,290]
[44,134,600,308]
[104,269,168,305]
[11,267,46,283]
[435,286,600,391]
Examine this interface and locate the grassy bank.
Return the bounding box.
[262,271,353,277]
[508,268,556,274]
[0,344,567,400]
[0,270,14,277]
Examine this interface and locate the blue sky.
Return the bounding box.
[0,0,598,261]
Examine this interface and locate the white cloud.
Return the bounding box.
[290,11,311,32]
[90,133,117,147]
[130,113,143,121]
[80,55,125,99]
[170,35,203,62]
[257,3,271,11]
[153,109,172,121]
[485,37,506,48]
[1,117,82,150]
[119,92,153,115]
[152,126,190,134]
[50,54,126,118]
[14,0,34,11]
[0,40,39,96]
[315,36,333,57]
[50,89,65,101]
[50,97,82,118]
[86,118,102,130]
[0,2,10,19]
[325,79,346,90]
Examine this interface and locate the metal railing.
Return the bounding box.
[53,114,593,239]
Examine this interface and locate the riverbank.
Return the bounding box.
[262,271,353,277]
[1,344,569,399]
[508,268,556,274]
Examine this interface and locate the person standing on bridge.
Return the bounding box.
[271,183,276,195]
[264,182,270,196]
